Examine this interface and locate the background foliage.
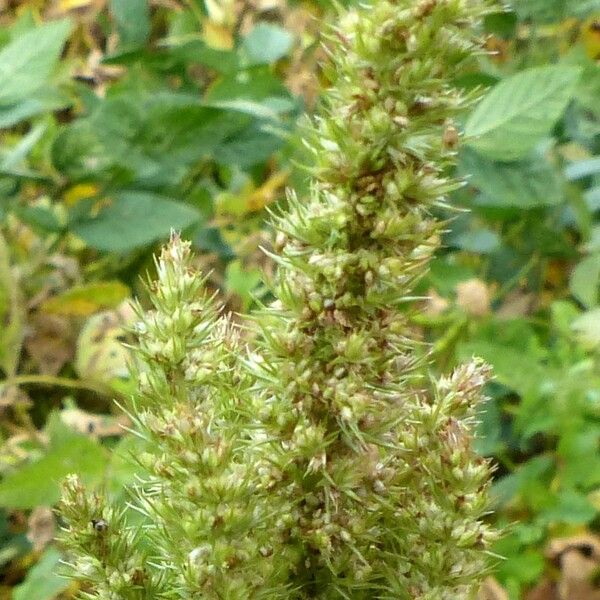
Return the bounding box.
[0,0,599,598]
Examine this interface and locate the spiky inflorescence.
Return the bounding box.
[246,0,496,597]
[59,1,496,598]
[59,236,292,599]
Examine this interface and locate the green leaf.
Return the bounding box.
[0,232,23,376]
[225,260,263,310]
[243,23,293,65]
[460,148,563,208]
[465,66,582,161]
[0,96,65,129]
[41,281,131,316]
[540,490,597,525]
[457,339,545,401]
[0,421,107,509]
[0,19,72,106]
[71,191,201,252]
[570,254,600,308]
[451,229,500,253]
[110,0,150,49]
[512,0,600,22]
[13,547,70,600]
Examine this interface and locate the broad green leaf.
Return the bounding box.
[0,97,64,129]
[52,98,257,185]
[465,66,582,161]
[110,0,150,49]
[12,206,61,231]
[457,340,545,402]
[215,122,283,167]
[41,281,130,316]
[71,191,201,252]
[539,490,597,525]
[0,19,72,106]
[460,148,563,208]
[0,424,107,509]
[569,254,600,308]
[13,547,70,600]
[243,23,292,65]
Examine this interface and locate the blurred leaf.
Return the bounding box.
[575,58,600,116]
[0,19,72,106]
[71,191,201,252]
[565,156,600,180]
[0,93,69,129]
[0,419,107,508]
[474,397,504,456]
[12,546,69,600]
[214,122,283,167]
[465,66,581,161]
[457,339,545,401]
[0,232,23,376]
[242,23,292,65]
[225,260,263,310]
[461,148,563,208]
[41,282,130,316]
[110,0,150,49]
[512,0,600,21]
[492,456,555,507]
[484,11,517,38]
[12,206,62,232]
[569,254,600,308]
[0,124,45,170]
[75,305,134,392]
[540,490,597,525]
[451,229,501,253]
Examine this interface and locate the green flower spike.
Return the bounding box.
[59,1,497,598]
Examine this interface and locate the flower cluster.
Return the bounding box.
[59,1,496,598]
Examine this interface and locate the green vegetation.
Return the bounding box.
[0,0,599,598]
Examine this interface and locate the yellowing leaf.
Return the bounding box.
[581,16,600,59]
[75,302,135,392]
[41,281,130,316]
[59,0,95,9]
[246,170,289,212]
[203,19,234,50]
[63,183,98,206]
[215,171,288,217]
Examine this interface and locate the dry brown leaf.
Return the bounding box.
[24,313,74,375]
[528,534,600,600]
[478,577,509,600]
[497,290,537,319]
[26,506,55,553]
